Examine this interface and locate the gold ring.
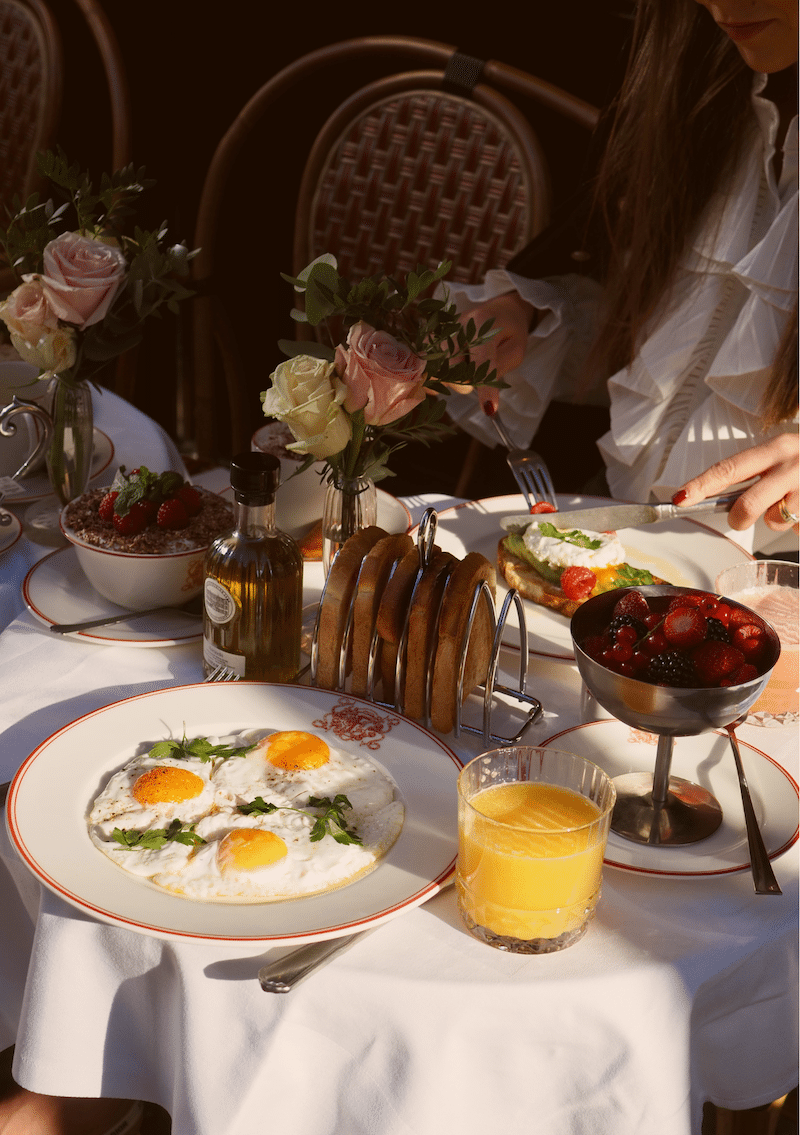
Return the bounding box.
[778,495,800,525]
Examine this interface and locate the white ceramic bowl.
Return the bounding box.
[59,510,209,611]
[251,421,328,536]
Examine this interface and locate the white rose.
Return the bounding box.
[261,356,351,460]
[9,325,77,373]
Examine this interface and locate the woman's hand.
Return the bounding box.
[673,432,800,533]
[452,292,536,412]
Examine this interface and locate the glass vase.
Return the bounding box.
[45,375,94,506]
[321,473,377,573]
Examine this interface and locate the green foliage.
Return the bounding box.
[0,148,197,384]
[146,732,257,765]
[237,793,363,846]
[111,818,206,851]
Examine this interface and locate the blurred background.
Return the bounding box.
[8,0,637,496]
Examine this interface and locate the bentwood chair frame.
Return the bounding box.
[190,35,599,466]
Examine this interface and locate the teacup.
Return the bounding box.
[0,361,52,480]
[251,420,328,537]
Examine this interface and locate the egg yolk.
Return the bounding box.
[133,766,205,805]
[265,730,330,770]
[218,829,288,872]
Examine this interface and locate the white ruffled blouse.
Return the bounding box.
[446,75,798,553]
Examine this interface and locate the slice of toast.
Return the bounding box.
[401,548,456,721]
[430,552,496,734]
[351,532,414,697]
[315,526,387,690]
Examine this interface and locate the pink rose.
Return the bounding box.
[30,231,127,329]
[0,279,59,338]
[335,321,427,427]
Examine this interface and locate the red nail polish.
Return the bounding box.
[482,401,496,416]
[672,489,688,505]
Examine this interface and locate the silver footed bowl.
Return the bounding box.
[570,585,781,736]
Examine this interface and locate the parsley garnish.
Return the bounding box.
[609,564,655,588]
[237,794,363,846]
[147,734,256,764]
[537,522,603,550]
[111,818,206,851]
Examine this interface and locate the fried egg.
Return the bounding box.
[87,728,404,902]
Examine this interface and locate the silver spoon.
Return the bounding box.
[726,724,782,895]
[49,596,203,634]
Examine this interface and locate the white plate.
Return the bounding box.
[377,490,412,537]
[541,719,798,877]
[6,683,460,944]
[0,509,22,555]
[23,547,204,647]
[3,428,115,503]
[429,494,754,660]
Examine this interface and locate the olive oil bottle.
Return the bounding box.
[203,452,303,681]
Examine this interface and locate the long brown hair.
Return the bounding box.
[589,0,756,376]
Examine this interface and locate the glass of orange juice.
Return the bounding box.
[456,747,616,954]
[715,560,799,727]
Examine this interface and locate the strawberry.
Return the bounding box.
[98,491,119,522]
[612,589,650,621]
[560,566,596,601]
[663,606,708,649]
[731,623,767,660]
[157,498,189,529]
[112,502,150,536]
[720,662,759,687]
[690,640,745,686]
[667,592,706,611]
[529,501,557,514]
[178,484,203,516]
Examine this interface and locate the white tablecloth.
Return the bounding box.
[0,401,797,1135]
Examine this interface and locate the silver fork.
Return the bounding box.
[489,414,557,510]
[204,663,241,682]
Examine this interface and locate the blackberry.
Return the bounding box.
[608,614,647,641]
[706,617,731,643]
[647,650,697,687]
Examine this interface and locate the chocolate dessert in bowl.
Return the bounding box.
[60,467,234,610]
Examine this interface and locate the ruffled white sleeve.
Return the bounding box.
[443,268,605,449]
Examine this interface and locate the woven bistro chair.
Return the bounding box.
[190,36,599,466]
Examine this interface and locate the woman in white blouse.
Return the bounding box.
[449,0,798,555]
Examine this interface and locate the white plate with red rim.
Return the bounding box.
[541,718,798,877]
[2,428,115,503]
[6,683,460,944]
[23,546,204,646]
[0,509,22,556]
[428,494,755,660]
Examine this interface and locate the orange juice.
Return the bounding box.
[457,782,605,942]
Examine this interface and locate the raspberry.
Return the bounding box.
[612,590,650,621]
[98,491,118,522]
[529,501,557,513]
[691,641,745,686]
[112,502,150,536]
[663,606,708,649]
[560,566,597,601]
[178,484,203,516]
[157,498,189,529]
[647,650,697,687]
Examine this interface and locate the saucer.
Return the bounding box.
[0,509,22,556]
[541,719,798,877]
[23,547,203,647]
[3,429,115,503]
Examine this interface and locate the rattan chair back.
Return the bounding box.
[190,36,599,463]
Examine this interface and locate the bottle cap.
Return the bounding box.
[230,452,280,500]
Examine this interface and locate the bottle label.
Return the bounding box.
[203,638,246,677]
[204,577,237,624]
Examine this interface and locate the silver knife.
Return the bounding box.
[500,492,741,534]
